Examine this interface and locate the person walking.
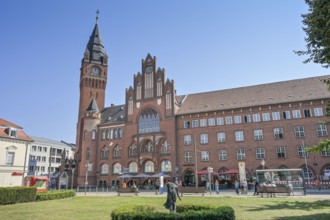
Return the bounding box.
[253,180,259,195]
[155,179,160,195]
[215,179,220,194]
[234,180,240,195]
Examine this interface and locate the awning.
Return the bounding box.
[11,172,23,176]
[221,169,239,175]
[196,170,219,175]
[132,173,151,178]
[151,172,171,178]
[117,173,134,179]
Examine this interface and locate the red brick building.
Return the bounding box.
[75,18,330,187]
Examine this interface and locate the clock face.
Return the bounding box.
[145,65,153,74]
[92,67,100,76]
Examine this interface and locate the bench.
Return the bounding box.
[178,187,206,196]
[257,185,293,197]
[117,187,139,196]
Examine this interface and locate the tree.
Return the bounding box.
[297,0,330,154]
[295,0,330,68]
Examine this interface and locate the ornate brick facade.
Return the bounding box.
[75,19,330,187]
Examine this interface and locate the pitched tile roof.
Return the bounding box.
[176,75,330,115]
[0,118,33,141]
[100,105,126,126]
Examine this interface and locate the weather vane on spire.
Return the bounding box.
[96,9,100,24]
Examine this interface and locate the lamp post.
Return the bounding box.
[193,132,198,189]
[64,158,76,190]
[261,159,265,170]
[85,162,93,195]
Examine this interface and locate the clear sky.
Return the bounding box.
[1,0,329,143]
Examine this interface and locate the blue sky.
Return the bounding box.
[1,0,329,143]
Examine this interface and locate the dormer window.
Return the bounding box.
[8,128,17,138]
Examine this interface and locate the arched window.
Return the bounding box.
[101,146,109,159]
[142,140,153,153]
[92,130,96,140]
[129,162,138,173]
[113,163,122,174]
[101,163,109,174]
[128,144,137,156]
[302,167,314,180]
[144,161,154,173]
[161,160,172,172]
[138,109,160,133]
[113,145,121,158]
[161,140,171,154]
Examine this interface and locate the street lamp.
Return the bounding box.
[261,159,265,170]
[85,162,93,195]
[193,132,198,189]
[64,158,76,190]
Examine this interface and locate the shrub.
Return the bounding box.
[0,187,36,205]
[111,204,235,220]
[36,190,75,201]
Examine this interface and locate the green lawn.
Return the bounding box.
[0,196,329,220]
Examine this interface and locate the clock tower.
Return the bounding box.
[77,12,108,121]
[75,12,108,186]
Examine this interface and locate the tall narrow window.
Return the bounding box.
[200,133,208,144]
[201,151,209,161]
[6,152,15,165]
[157,78,162,97]
[235,131,244,142]
[295,126,305,137]
[244,115,251,123]
[144,72,154,98]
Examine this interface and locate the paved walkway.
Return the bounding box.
[76,189,330,199]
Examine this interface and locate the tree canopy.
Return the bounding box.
[295,0,330,68]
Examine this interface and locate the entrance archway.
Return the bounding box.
[183,169,194,187]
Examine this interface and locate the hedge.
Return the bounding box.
[111,204,235,220]
[0,187,36,205]
[36,190,75,201]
